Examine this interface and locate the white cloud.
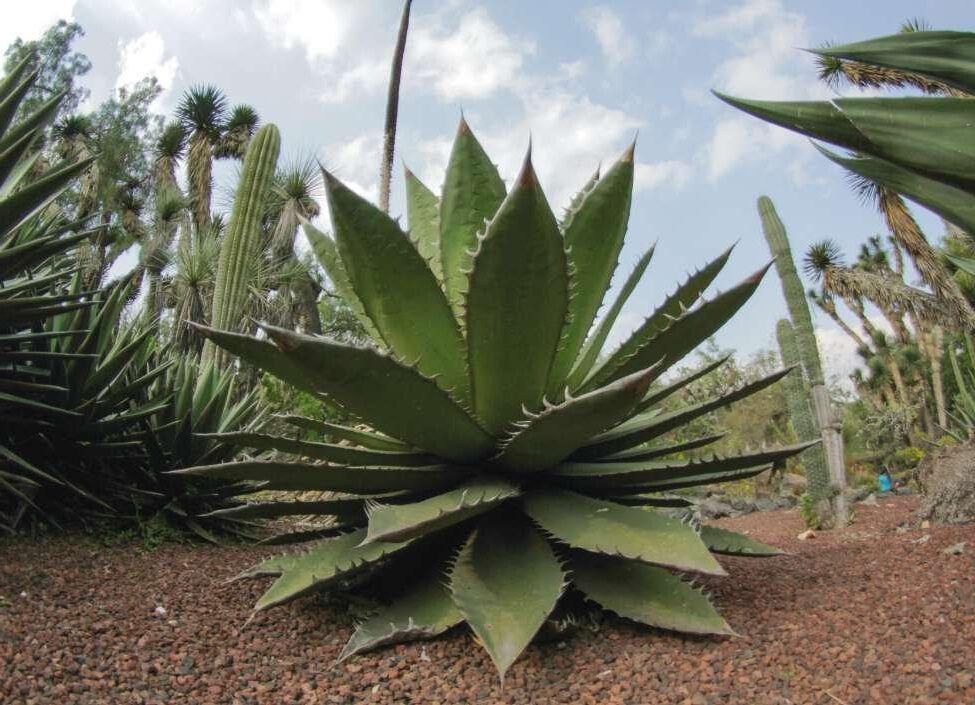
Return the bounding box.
[636,160,694,191]
[695,0,831,182]
[323,132,381,204]
[319,59,387,104]
[408,7,534,101]
[694,0,781,36]
[252,0,364,64]
[0,2,77,54]
[580,6,636,67]
[115,31,179,109]
[414,87,644,211]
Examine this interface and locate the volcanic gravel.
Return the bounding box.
[1,495,973,705]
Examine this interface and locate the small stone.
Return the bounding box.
[153,605,167,616]
[912,534,931,545]
[942,542,966,556]
[797,529,816,541]
[921,520,931,529]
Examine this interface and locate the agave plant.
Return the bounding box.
[175,120,811,677]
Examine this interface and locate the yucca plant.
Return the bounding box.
[140,354,267,540]
[175,120,811,678]
[0,55,100,529]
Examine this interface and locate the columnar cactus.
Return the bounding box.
[775,319,830,508]
[760,196,848,526]
[202,123,280,367]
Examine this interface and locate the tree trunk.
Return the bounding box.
[810,383,849,526]
[930,326,948,429]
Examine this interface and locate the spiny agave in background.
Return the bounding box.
[176,119,812,678]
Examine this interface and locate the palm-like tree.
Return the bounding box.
[265,158,323,333]
[170,218,222,352]
[154,121,186,192]
[213,104,259,160]
[141,187,187,320]
[177,85,227,234]
[52,115,99,220]
[817,19,969,97]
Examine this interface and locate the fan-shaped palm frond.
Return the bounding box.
[803,239,843,282]
[213,104,259,160]
[154,121,186,190]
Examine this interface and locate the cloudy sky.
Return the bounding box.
[6,0,975,386]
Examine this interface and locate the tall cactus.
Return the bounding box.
[202,123,281,367]
[776,319,832,522]
[760,196,848,527]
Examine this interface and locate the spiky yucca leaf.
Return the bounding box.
[183,121,802,678]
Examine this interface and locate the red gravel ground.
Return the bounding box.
[1,495,972,705]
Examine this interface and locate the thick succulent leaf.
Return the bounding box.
[322,169,471,401]
[304,223,385,345]
[404,167,443,282]
[203,498,368,521]
[814,144,975,236]
[0,391,82,419]
[81,328,154,398]
[279,415,412,452]
[700,526,782,557]
[574,367,794,458]
[548,146,634,393]
[601,433,728,463]
[0,89,63,156]
[0,157,96,233]
[610,464,772,494]
[199,325,494,463]
[235,554,299,580]
[588,262,768,391]
[495,365,659,472]
[635,355,730,415]
[582,247,736,391]
[551,441,817,489]
[568,246,655,389]
[449,511,564,680]
[169,460,468,494]
[813,30,975,95]
[465,152,569,434]
[0,57,36,135]
[365,476,519,544]
[522,489,725,575]
[258,526,362,547]
[605,494,693,508]
[714,93,868,152]
[716,93,975,190]
[198,432,435,466]
[339,576,462,662]
[253,529,412,611]
[949,254,975,278]
[0,229,91,275]
[439,118,507,323]
[569,551,733,635]
[0,444,61,485]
